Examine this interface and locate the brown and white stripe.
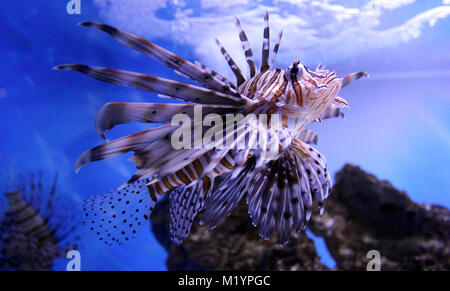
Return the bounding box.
[235,17,257,78]
[54,64,246,106]
[77,21,240,96]
[194,61,236,89]
[5,191,55,244]
[214,38,246,86]
[260,11,270,73]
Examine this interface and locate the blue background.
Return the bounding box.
[0,1,449,270]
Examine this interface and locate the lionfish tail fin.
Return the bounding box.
[83,178,155,246]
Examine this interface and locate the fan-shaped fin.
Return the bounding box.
[76,22,239,96]
[95,102,238,140]
[54,64,246,106]
[297,128,318,145]
[169,177,213,245]
[75,124,174,173]
[199,160,253,230]
[83,179,154,246]
[321,104,344,120]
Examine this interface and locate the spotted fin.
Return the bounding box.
[291,140,332,215]
[83,179,154,246]
[245,153,306,244]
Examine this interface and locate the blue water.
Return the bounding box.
[1,1,449,270]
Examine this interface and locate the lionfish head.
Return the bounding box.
[285,60,344,122]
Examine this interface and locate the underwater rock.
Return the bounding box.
[309,164,449,271]
[151,195,328,271]
[151,164,449,271]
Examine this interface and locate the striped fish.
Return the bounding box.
[56,12,367,246]
[0,173,81,270]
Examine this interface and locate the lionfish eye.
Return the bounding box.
[290,66,299,75]
[287,60,302,79]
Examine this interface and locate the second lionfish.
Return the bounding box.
[55,12,367,245]
[0,172,81,270]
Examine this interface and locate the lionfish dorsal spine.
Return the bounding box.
[260,11,270,73]
[271,29,283,67]
[234,16,257,78]
[214,38,246,86]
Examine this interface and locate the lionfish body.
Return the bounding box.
[56,12,367,245]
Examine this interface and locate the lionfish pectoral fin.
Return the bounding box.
[83,178,155,246]
[245,152,310,245]
[54,64,245,106]
[342,71,369,88]
[76,22,238,95]
[297,128,319,145]
[321,103,345,121]
[169,180,213,246]
[333,96,349,108]
[74,125,174,173]
[200,160,253,230]
[291,139,332,216]
[95,102,238,140]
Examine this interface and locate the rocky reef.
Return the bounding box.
[151,164,449,271]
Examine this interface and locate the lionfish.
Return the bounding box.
[55,12,367,246]
[0,172,81,270]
